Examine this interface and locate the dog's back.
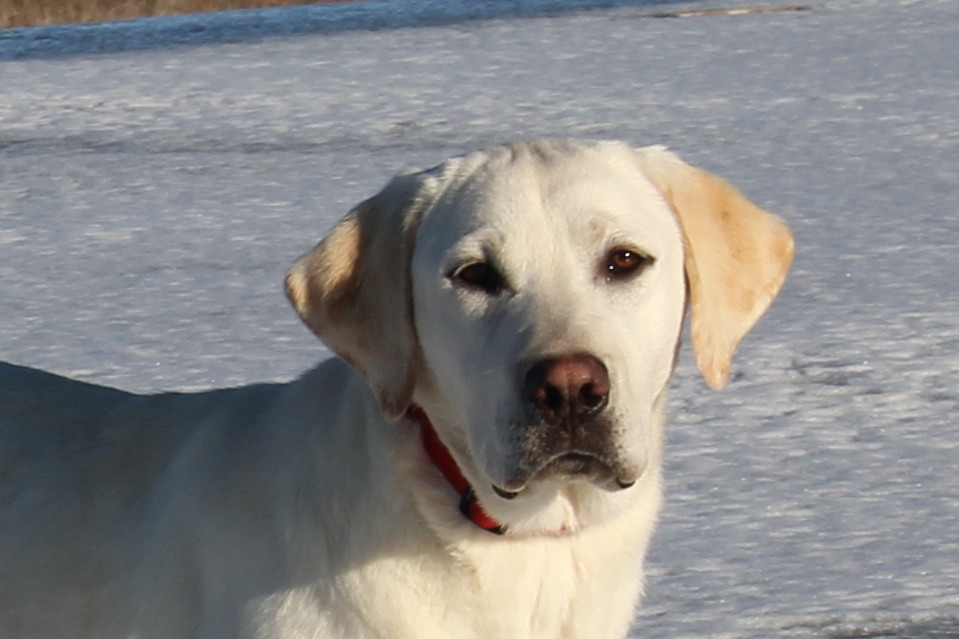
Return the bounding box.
[0,363,281,637]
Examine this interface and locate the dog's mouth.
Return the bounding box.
[493,451,638,499]
[542,451,611,480]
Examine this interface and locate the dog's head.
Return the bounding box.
[286,140,793,534]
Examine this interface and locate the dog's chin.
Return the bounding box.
[484,454,644,537]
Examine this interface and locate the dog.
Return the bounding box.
[0,140,793,638]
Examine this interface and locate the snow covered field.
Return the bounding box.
[2,0,958,636]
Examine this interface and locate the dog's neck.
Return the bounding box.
[405,405,505,535]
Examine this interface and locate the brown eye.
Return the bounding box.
[604,248,652,281]
[450,262,506,295]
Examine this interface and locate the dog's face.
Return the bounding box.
[409,143,685,504]
[286,140,793,534]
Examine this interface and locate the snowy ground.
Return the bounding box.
[2,0,958,637]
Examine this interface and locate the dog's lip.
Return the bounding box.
[492,484,522,499]
[492,451,639,498]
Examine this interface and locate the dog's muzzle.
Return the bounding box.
[493,354,639,496]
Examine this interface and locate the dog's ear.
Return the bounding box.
[285,172,434,419]
[635,146,794,389]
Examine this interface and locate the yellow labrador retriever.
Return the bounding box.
[0,140,793,638]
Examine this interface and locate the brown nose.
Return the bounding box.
[524,354,610,426]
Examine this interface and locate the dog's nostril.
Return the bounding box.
[543,386,564,413]
[579,383,608,412]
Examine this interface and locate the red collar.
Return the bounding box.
[406,405,505,535]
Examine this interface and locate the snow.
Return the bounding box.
[1,0,958,637]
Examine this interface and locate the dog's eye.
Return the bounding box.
[450,262,506,295]
[604,248,653,281]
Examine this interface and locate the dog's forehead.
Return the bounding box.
[420,142,677,254]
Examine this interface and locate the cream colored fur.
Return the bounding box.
[0,140,792,638]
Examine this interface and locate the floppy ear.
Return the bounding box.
[635,146,794,389]
[284,172,434,419]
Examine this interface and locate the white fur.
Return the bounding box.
[0,140,792,638]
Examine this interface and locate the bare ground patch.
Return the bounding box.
[0,0,347,29]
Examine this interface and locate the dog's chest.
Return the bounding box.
[244,539,599,639]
